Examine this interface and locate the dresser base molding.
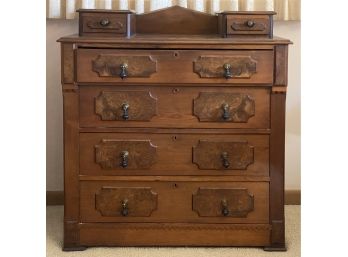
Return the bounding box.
[77,223,271,247]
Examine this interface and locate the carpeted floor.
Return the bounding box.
[47,205,300,257]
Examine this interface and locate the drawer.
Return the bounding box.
[80,86,270,129]
[80,181,269,223]
[77,10,135,37]
[79,133,269,176]
[76,49,274,84]
[226,15,271,36]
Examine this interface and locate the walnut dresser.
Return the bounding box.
[58,6,291,251]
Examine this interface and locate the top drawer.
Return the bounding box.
[76,49,274,84]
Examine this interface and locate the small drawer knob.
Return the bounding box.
[246,20,255,28]
[121,103,129,120]
[121,199,129,216]
[119,63,128,79]
[221,103,230,120]
[223,63,232,79]
[100,18,110,27]
[221,152,230,168]
[221,199,229,216]
[120,150,129,168]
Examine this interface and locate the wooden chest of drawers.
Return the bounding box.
[58,6,290,251]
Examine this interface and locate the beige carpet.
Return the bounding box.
[47,205,300,257]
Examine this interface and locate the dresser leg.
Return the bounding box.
[264,243,287,251]
[63,246,87,251]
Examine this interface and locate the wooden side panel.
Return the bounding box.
[63,90,81,249]
[269,92,286,249]
[79,223,271,246]
[274,45,288,86]
[61,44,74,83]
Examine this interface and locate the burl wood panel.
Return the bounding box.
[193,140,254,170]
[77,49,274,84]
[80,181,269,223]
[95,90,157,121]
[192,188,254,217]
[193,55,256,78]
[193,92,255,122]
[96,187,158,217]
[95,139,157,169]
[80,86,270,129]
[79,223,271,246]
[80,133,269,176]
[92,54,157,78]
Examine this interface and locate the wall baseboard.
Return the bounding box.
[47,190,301,206]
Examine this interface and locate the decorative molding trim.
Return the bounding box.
[46,190,301,206]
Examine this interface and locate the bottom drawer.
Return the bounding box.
[80,180,269,224]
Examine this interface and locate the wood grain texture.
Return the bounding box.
[227,15,270,35]
[192,140,254,170]
[79,223,271,246]
[80,181,269,223]
[77,49,274,84]
[192,188,254,217]
[193,92,255,122]
[274,45,288,86]
[95,90,157,121]
[80,86,270,129]
[80,133,269,176]
[96,187,158,217]
[95,139,157,169]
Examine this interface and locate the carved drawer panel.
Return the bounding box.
[192,188,254,217]
[193,92,255,122]
[80,86,270,128]
[193,140,254,170]
[95,139,157,169]
[77,49,273,84]
[95,91,157,121]
[80,133,268,176]
[226,15,271,36]
[95,187,158,217]
[80,181,268,223]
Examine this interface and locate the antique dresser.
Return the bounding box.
[58,6,291,251]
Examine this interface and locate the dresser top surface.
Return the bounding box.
[58,34,291,45]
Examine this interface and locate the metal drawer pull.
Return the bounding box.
[121,103,129,120]
[121,199,129,216]
[119,63,128,79]
[221,199,229,216]
[120,150,129,168]
[221,152,230,168]
[99,18,110,27]
[223,63,232,79]
[221,103,230,120]
[246,20,255,28]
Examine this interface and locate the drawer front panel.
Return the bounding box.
[76,49,273,84]
[80,86,270,129]
[79,133,269,176]
[226,15,271,35]
[80,181,269,223]
[81,13,127,34]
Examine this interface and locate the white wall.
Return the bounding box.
[46,20,301,191]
